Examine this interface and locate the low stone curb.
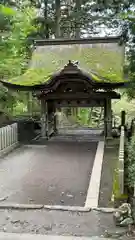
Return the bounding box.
[25,145,47,148]
[0,142,19,158]
[93,207,116,213]
[0,232,115,240]
[0,203,44,210]
[43,205,91,212]
[0,203,91,212]
[0,203,117,213]
[85,141,105,208]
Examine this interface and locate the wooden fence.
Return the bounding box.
[0,123,18,156]
[118,126,125,195]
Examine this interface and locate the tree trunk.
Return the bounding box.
[55,0,61,38]
[74,0,81,38]
[44,0,49,39]
[87,107,93,126]
[97,107,103,127]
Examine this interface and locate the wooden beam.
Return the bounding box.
[54,100,104,108]
[34,36,122,46]
[39,92,120,100]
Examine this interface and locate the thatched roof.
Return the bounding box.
[0,37,127,90]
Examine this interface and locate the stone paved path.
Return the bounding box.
[0,209,127,238]
[0,141,97,206]
[0,129,128,239]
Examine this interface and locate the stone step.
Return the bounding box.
[0,232,116,240]
[49,134,103,142]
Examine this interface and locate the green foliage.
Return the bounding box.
[0,84,14,110]
[112,97,135,123]
[71,107,104,128]
[127,135,135,188]
[77,108,89,126]
[0,4,36,79]
[0,3,37,113]
[120,7,135,98]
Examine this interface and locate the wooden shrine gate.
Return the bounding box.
[0,37,126,140]
[35,58,123,139]
[0,37,127,208]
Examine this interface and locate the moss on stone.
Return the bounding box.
[113,166,128,199]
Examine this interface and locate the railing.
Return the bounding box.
[0,123,18,156]
[118,126,125,195]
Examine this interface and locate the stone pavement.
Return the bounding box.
[0,129,129,240]
[0,142,97,206]
[0,209,127,237]
[0,232,117,240]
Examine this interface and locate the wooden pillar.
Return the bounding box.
[54,106,57,134]
[121,110,126,126]
[46,101,49,139]
[104,98,112,138]
[27,92,33,116]
[41,99,47,138]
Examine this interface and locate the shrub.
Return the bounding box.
[127,135,135,188]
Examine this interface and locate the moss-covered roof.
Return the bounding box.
[6,41,125,86]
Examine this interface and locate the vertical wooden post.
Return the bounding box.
[104,98,112,138]
[104,102,107,137]
[121,110,126,126]
[46,101,49,139]
[27,92,33,116]
[41,99,46,138]
[54,105,57,134]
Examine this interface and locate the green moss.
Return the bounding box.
[113,166,128,199]
[7,44,125,86]
[8,68,51,85]
[113,167,120,198]
[90,72,101,82]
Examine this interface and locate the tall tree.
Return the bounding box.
[55,0,61,37]
[74,0,81,38]
[0,3,37,112]
[44,0,49,38]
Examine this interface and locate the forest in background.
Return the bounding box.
[0,0,135,126]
